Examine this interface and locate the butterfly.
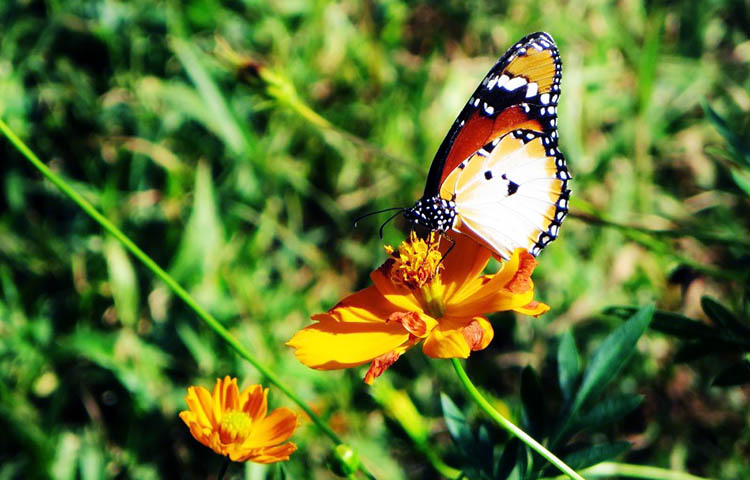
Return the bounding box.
[403,32,571,260]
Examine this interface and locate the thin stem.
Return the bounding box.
[0,117,376,480]
[544,461,713,480]
[451,359,585,480]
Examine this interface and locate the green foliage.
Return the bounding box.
[2,0,750,478]
[608,296,750,387]
[442,306,653,479]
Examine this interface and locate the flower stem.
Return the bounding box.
[0,117,376,480]
[544,462,713,480]
[451,359,585,480]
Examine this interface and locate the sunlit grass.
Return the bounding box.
[1,0,749,478]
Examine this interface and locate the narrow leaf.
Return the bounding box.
[104,237,139,327]
[701,296,750,338]
[520,366,547,437]
[440,393,475,455]
[565,394,643,438]
[494,438,519,480]
[675,340,744,363]
[557,330,579,402]
[605,306,717,340]
[702,99,750,166]
[477,425,494,477]
[560,442,631,471]
[571,305,653,416]
[712,361,750,387]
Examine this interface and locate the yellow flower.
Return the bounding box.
[287,232,549,384]
[179,376,299,463]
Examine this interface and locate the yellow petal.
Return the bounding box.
[287,315,410,369]
[462,317,494,351]
[185,385,216,428]
[243,408,299,449]
[422,319,471,358]
[238,443,298,463]
[240,385,268,423]
[324,285,402,323]
[441,234,491,300]
[371,264,423,312]
[514,299,550,316]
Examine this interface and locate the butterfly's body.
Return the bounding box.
[405,32,570,260]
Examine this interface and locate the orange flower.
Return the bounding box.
[179,376,299,463]
[287,233,549,384]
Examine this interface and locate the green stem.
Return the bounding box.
[0,117,376,480]
[451,359,585,480]
[545,461,713,480]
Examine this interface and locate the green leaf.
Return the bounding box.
[571,305,653,416]
[557,330,579,402]
[674,340,745,363]
[477,425,494,478]
[565,394,643,438]
[104,237,139,327]
[560,441,631,471]
[605,306,716,340]
[440,393,475,456]
[712,361,750,387]
[701,296,750,338]
[702,99,750,167]
[494,438,519,480]
[520,366,547,436]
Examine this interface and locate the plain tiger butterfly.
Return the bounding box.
[403,31,571,260]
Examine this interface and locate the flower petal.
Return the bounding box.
[441,234,491,300]
[287,315,410,369]
[183,385,215,429]
[237,443,298,463]
[462,317,494,351]
[241,385,268,422]
[243,407,299,449]
[422,318,471,358]
[448,249,539,316]
[363,350,402,385]
[371,261,424,312]
[514,299,550,316]
[324,285,402,323]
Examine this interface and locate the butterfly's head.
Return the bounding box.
[404,196,457,233]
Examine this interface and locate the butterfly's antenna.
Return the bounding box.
[353,207,406,229]
[378,209,405,239]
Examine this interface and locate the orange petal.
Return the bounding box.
[238,443,298,463]
[287,315,410,369]
[504,250,537,294]
[185,385,216,428]
[461,317,494,351]
[386,311,436,338]
[441,234,491,300]
[241,385,268,422]
[514,299,550,316]
[364,350,402,384]
[324,285,403,324]
[371,262,424,312]
[243,408,299,449]
[422,319,471,358]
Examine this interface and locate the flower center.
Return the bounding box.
[218,410,253,444]
[387,232,446,318]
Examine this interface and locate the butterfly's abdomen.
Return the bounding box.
[404,197,457,233]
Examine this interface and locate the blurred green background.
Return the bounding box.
[1,0,749,478]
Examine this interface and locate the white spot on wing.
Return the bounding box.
[504,76,527,91]
[525,82,538,98]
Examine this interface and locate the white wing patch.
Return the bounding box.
[440,130,570,260]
